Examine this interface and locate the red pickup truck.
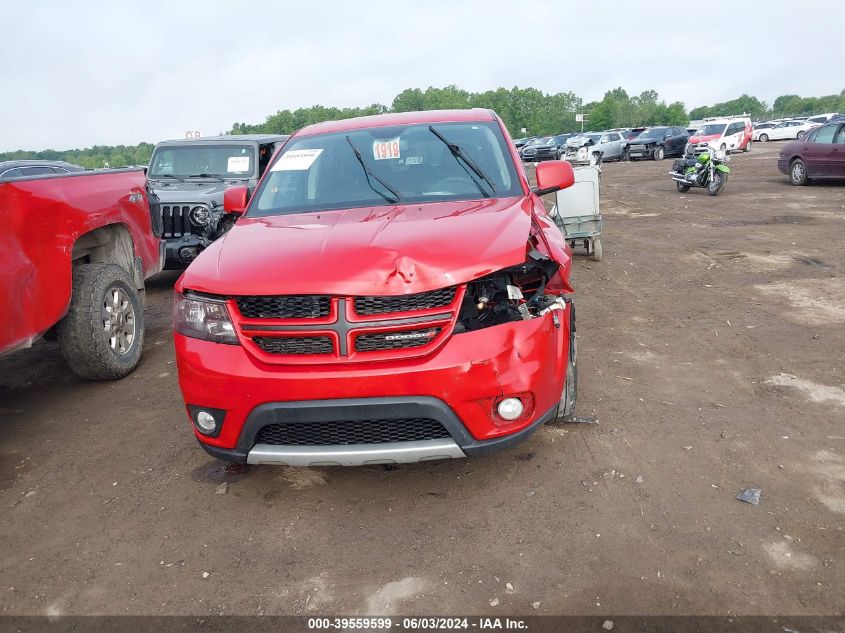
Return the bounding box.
[1,169,164,379]
[174,109,577,466]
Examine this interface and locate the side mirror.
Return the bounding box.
[531,160,575,196]
[223,185,249,215]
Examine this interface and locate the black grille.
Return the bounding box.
[237,295,331,319]
[355,328,441,352]
[161,204,205,238]
[253,336,333,355]
[255,418,451,446]
[354,287,456,315]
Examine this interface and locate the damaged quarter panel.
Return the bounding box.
[173,108,578,466]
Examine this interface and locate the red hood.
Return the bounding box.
[690,133,720,144]
[178,197,535,296]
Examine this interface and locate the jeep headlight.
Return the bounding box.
[190,205,210,226]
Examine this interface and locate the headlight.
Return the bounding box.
[715,150,726,160]
[173,293,239,345]
[190,205,210,226]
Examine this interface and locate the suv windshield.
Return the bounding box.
[149,144,255,178]
[249,121,522,217]
[637,128,667,140]
[700,124,727,136]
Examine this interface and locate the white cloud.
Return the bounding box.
[0,0,841,151]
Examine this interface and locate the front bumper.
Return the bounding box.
[176,310,571,465]
[628,145,655,158]
[777,157,789,175]
[163,235,209,269]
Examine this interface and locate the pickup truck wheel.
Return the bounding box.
[58,263,144,380]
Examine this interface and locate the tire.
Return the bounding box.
[720,143,727,152]
[58,263,144,380]
[759,133,769,142]
[797,130,806,140]
[653,146,665,161]
[707,172,728,196]
[676,182,691,193]
[744,141,752,153]
[621,147,630,162]
[789,158,808,186]
[591,238,603,262]
[560,305,578,418]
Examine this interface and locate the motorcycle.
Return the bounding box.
[669,143,731,196]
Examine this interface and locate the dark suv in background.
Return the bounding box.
[0,160,84,180]
[521,134,574,161]
[627,126,689,160]
[147,134,288,267]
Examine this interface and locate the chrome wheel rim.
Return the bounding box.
[791,162,805,182]
[102,286,135,355]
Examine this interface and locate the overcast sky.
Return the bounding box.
[1,0,842,152]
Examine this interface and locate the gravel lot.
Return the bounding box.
[1,142,843,616]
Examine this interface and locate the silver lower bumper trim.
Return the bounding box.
[246,439,466,467]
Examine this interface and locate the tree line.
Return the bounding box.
[3,87,842,167]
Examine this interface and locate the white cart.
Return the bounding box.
[550,164,603,261]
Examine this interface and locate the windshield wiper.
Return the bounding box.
[152,174,185,182]
[345,136,401,204]
[187,173,224,181]
[428,126,495,197]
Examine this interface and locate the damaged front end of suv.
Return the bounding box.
[173,110,579,467]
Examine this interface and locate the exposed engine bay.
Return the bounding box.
[455,253,566,333]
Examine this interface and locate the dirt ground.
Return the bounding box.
[1,143,843,617]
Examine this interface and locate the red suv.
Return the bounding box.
[173,109,577,466]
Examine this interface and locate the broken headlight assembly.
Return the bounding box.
[454,258,566,334]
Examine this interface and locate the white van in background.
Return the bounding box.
[689,115,753,154]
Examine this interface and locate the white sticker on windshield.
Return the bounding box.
[227,156,250,172]
[373,138,400,160]
[271,149,324,171]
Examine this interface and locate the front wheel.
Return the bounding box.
[797,130,806,140]
[744,141,752,153]
[653,146,665,161]
[759,133,769,142]
[58,263,144,380]
[707,172,728,196]
[676,181,691,193]
[621,147,630,161]
[789,158,808,186]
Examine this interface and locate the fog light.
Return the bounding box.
[497,397,524,421]
[195,411,217,434]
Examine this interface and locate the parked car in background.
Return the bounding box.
[806,113,840,125]
[1,168,163,378]
[0,160,84,180]
[623,127,648,141]
[147,134,288,268]
[173,108,579,467]
[756,120,820,142]
[689,117,752,153]
[752,122,778,140]
[519,136,552,160]
[563,131,628,163]
[521,134,574,162]
[778,122,845,185]
[627,126,688,160]
[513,137,535,150]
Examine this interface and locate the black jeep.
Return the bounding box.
[147,134,288,267]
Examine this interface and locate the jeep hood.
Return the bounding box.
[150,179,248,204]
[178,197,539,296]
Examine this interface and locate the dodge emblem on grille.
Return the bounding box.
[384,330,437,342]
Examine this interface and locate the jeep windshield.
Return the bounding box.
[249,121,522,217]
[148,144,255,179]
